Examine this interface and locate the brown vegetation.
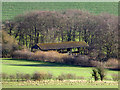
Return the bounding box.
[12,50,95,67]
[13,50,119,68]
[2,30,24,58]
[32,71,53,81]
[1,72,86,82]
[104,58,119,69]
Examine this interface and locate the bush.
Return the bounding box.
[16,72,24,81]
[23,74,31,81]
[1,72,53,81]
[90,60,104,67]
[57,76,64,81]
[92,69,99,81]
[2,73,9,80]
[12,50,34,60]
[2,30,23,58]
[15,72,32,81]
[105,58,119,69]
[32,71,52,81]
[13,50,109,67]
[74,55,90,66]
[9,74,16,81]
[46,72,53,79]
[35,51,66,63]
[92,64,106,81]
[96,65,106,81]
[62,56,75,65]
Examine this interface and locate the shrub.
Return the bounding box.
[62,56,75,65]
[105,58,119,69]
[57,76,64,81]
[16,72,28,81]
[32,72,43,81]
[92,69,99,81]
[92,63,106,81]
[90,60,103,67]
[1,72,52,81]
[12,50,66,63]
[12,50,34,60]
[32,71,52,81]
[13,50,110,67]
[2,73,9,80]
[35,51,66,63]
[65,73,76,79]
[74,55,90,66]
[96,65,106,81]
[9,74,16,81]
[2,30,23,58]
[46,72,53,79]
[24,74,31,81]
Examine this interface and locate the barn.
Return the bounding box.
[31,41,89,55]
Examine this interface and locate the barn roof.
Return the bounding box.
[36,41,89,50]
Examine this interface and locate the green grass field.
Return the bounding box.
[1,58,119,88]
[2,2,118,21]
[2,58,118,79]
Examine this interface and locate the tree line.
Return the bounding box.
[3,10,118,60]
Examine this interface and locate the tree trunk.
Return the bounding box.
[35,26,37,38]
[26,35,28,47]
[36,33,39,43]
[61,31,64,42]
[79,31,81,41]
[67,29,71,41]
[73,30,75,41]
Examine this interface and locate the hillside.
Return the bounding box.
[2,58,118,78]
[2,58,118,88]
[2,2,118,21]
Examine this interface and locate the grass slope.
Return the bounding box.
[2,58,118,79]
[1,58,118,88]
[2,2,118,21]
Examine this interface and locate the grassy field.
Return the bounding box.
[2,2,118,21]
[1,58,119,88]
[2,58,118,79]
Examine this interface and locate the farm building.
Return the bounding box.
[31,41,89,55]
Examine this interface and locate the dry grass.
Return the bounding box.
[13,50,73,65]
[34,51,67,63]
[13,50,92,66]
[2,79,118,88]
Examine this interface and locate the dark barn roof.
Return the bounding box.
[36,41,89,51]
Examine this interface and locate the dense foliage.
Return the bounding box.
[3,10,118,60]
[2,30,23,57]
